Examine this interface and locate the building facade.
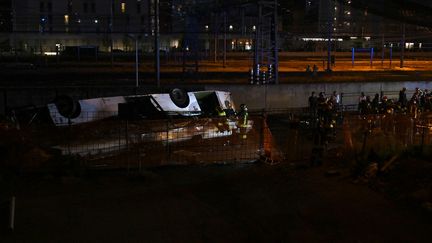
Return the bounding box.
[301,0,432,51]
[10,0,180,53]
[9,0,268,54]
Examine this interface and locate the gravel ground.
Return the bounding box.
[1,162,431,243]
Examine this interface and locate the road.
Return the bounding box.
[2,58,432,87]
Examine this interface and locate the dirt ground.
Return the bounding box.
[1,161,431,243]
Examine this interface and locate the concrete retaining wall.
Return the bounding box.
[1,81,432,116]
[205,81,432,110]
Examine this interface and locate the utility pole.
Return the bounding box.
[272,0,279,84]
[214,14,218,63]
[326,1,332,72]
[154,0,160,87]
[223,12,227,68]
[253,0,279,84]
[400,23,405,69]
[110,0,114,67]
[135,37,139,88]
[381,33,384,67]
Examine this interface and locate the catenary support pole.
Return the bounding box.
[135,38,139,88]
[223,12,227,68]
[155,0,160,88]
[400,23,405,68]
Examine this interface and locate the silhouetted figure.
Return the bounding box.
[308,91,318,116]
[372,93,380,113]
[312,65,318,76]
[398,87,408,108]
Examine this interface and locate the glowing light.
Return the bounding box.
[406,42,414,49]
[301,38,343,42]
[121,2,126,13]
[64,15,69,25]
[44,52,58,56]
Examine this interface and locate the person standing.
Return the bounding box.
[398,87,408,108]
[237,104,249,127]
[372,93,380,113]
[358,92,367,114]
[308,91,318,116]
[410,88,420,114]
[330,91,340,111]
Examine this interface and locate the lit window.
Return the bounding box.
[64,15,69,25]
[121,2,126,13]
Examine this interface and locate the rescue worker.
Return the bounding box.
[236,104,249,141]
[215,106,226,117]
[358,92,367,114]
[308,91,318,116]
[424,90,432,111]
[215,106,230,132]
[224,100,236,118]
[237,104,249,127]
[398,87,408,108]
[317,92,327,120]
[330,91,340,111]
[365,96,372,114]
[420,89,429,110]
[371,93,380,114]
[409,88,420,114]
